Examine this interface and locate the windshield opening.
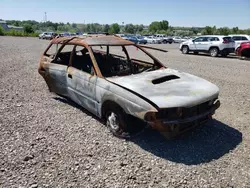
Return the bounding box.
[91,45,163,77]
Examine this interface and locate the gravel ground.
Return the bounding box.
[0,36,249,188]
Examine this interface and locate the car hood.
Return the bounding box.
[106,68,219,108]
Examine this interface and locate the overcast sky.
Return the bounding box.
[0,0,250,29]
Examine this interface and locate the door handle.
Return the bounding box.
[68,74,72,79]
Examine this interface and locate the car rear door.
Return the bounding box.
[223,37,235,49]
[40,43,70,97]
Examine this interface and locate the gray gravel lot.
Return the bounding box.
[0,36,250,188]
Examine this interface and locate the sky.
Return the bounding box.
[0,0,250,29]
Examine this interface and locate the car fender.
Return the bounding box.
[95,78,158,120]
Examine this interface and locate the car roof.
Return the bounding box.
[229,34,250,37]
[51,35,134,46]
[198,35,228,37]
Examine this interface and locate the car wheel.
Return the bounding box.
[209,47,219,57]
[105,105,130,138]
[162,40,167,44]
[182,46,189,54]
[169,42,172,44]
[194,51,199,55]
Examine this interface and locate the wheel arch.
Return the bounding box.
[209,46,219,51]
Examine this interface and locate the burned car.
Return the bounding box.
[38,35,220,138]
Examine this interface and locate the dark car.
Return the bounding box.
[125,36,138,44]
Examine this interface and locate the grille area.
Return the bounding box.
[157,100,213,120]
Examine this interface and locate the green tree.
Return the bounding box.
[201,26,214,35]
[149,21,160,32]
[124,24,135,34]
[109,23,120,34]
[0,26,4,36]
[103,24,110,33]
[231,27,239,34]
[24,24,34,33]
[159,20,169,30]
[217,27,230,35]
[134,24,144,33]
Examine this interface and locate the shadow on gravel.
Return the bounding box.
[53,96,104,123]
[130,119,242,165]
[186,53,238,59]
[52,97,242,165]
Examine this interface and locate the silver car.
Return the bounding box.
[38,35,220,138]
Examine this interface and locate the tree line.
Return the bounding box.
[1,19,250,36]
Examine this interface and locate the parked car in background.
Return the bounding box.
[236,41,250,58]
[38,35,220,139]
[125,36,138,44]
[135,36,147,44]
[173,37,183,43]
[229,34,250,51]
[144,36,157,44]
[180,35,235,57]
[39,32,56,40]
[162,37,173,44]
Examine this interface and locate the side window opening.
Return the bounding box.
[45,43,61,58]
[52,44,74,66]
[71,46,95,75]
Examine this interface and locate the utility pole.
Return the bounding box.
[44,12,47,22]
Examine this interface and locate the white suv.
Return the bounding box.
[229,34,250,50]
[180,35,235,57]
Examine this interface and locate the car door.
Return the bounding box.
[67,46,98,115]
[190,37,202,50]
[40,43,70,97]
[194,37,209,51]
[232,36,242,49]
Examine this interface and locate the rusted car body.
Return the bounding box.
[38,35,220,138]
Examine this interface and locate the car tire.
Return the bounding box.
[194,51,199,55]
[105,105,130,138]
[209,47,219,57]
[169,42,172,44]
[182,45,189,54]
[162,40,167,44]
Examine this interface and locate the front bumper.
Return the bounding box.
[147,100,220,138]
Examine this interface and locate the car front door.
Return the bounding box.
[67,45,97,115]
[194,37,208,51]
[190,37,202,50]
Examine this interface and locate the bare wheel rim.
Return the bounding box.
[106,112,120,131]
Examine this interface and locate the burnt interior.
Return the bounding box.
[92,45,162,77]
